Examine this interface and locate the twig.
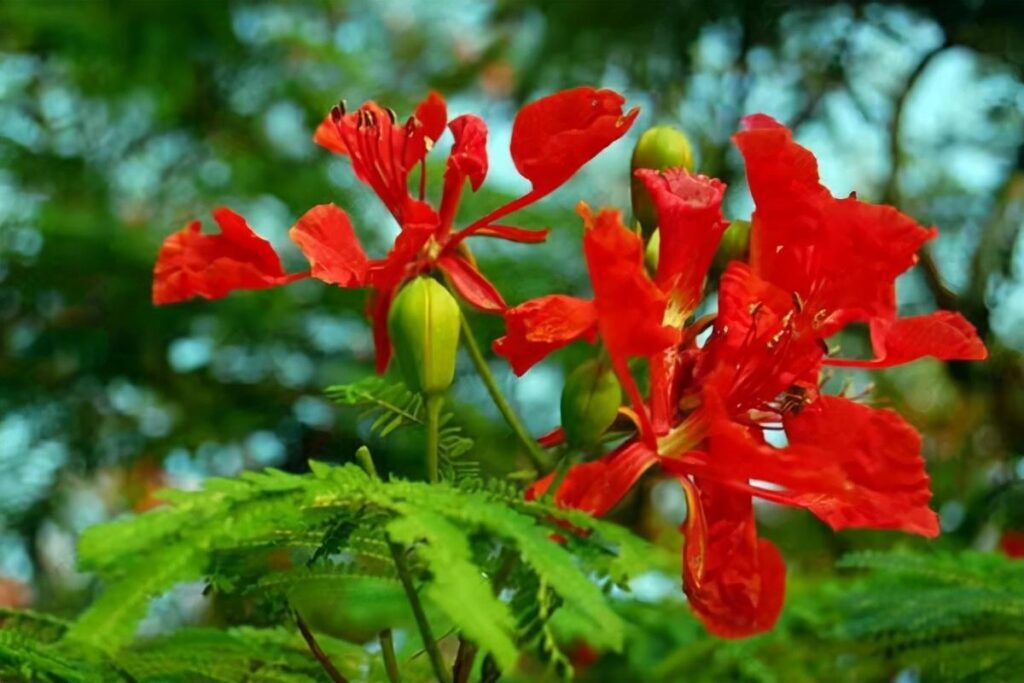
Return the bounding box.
[295,612,349,683]
[458,311,549,472]
[452,636,478,683]
[388,540,453,683]
[379,629,402,683]
[882,41,950,206]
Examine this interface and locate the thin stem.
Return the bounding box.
[295,612,349,683]
[458,312,549,472]
[425,393,443,483]
[542,452,573,504]
[452,636,478,683]
[379,629,402,683]
[388,540,453,683]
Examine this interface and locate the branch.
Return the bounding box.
[295,612,349,683]
[882,41,950,206]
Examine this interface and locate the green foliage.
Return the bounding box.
[326,377,477,481]
[56,460,669,679]
[836,550,1024,681]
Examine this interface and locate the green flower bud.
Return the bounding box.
[561,359,621,449]
[645,228,660,274]
[713,219,751,271]
[631,125,694,235]
[388,277,461,395]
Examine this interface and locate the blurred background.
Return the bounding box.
[1,0,1022,678]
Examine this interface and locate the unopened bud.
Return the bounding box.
[388,277,461,395]
[631,125,694,234]
[645,228,660,274]
[713,219,751,271]
[561,359,621,449]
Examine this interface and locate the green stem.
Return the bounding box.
[388,540,452,683]
[379,629,402,683]
[425,393,443,483]
[542,450,573,504]
[458,312,549,472]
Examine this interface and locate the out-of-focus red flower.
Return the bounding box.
[154,88,637,371]
[505,116,986,638]
[1000,530,1024,558]
[0,577,29,608]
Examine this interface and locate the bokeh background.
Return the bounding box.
[1,0,1023,679]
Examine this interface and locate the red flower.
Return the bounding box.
[154,88,638,371]
[505,117,986,637]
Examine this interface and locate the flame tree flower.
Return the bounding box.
[152,88,638,371]
[494,115,987,638]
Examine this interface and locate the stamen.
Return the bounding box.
[330,105,343,123]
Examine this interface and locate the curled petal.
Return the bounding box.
[473,225,551,243]
[153,208,303,305]
[678,477,786,638]
[826,311,987,368]
[635,168,728,318]
[581,204,679,360]
[493,295,598,375]
[510,87,638,196]
[289,204,368,287]
[446,114,489,191]
[527,441,658,516]
[438,254,506,313]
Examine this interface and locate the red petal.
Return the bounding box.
[313,114,347,155]
[581,204,680,360]
[366,201,437,291]
[537,426,566,448]
[678,477,786,638]
[438,254,506,313]
[289,204,368,287]
[414,91,448,145]
[782,396,940,537]
[635,168,728,318]
[368,286,396,374]
[473,225,551,243]
[827,311,987,368]
[446,114,488,191]
[510,87,638,196]
[527,441,658,516]
[733,116,936,331]
[493,295,598,375]
[153,208,302,305]
[1000,530,1024,559]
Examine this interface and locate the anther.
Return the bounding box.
[385,107,397,124]
[330,105,343,123]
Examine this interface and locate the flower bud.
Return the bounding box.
[388,277,461,395]
[713,219,751,271]
[561,359,621,449]
[631,125,694,234]
[645,228,660,274]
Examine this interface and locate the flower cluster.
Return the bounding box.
[153,89,987,639]
[494,113,986,637]
[153,87,638,371]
